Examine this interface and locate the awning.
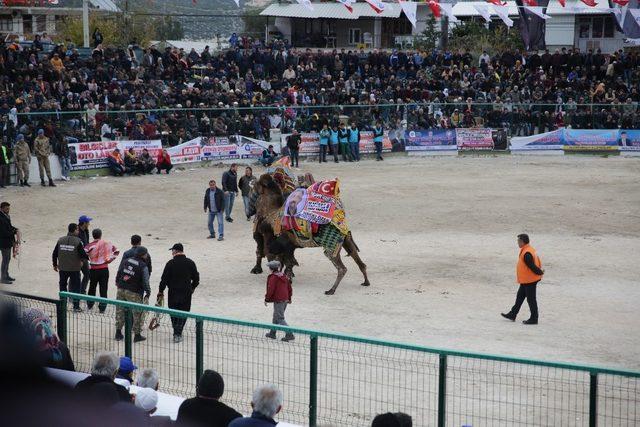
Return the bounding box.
[452,1,616,17]
[260,2,401,20]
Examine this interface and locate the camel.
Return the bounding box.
[248,173,370,295]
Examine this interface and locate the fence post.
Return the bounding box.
[196,320,204,384]
[309,335,318,427]
[57,298,67,343]
[438,354,447,427]
[124,309,132,358]
[589,372,598,427]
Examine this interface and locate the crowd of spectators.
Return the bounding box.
[2,36,640,153]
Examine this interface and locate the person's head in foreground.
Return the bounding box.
[251,384,283,420]
[371,411,412,427]
[197,369,225,399]
[91,351,119,379]
[134,387,158,415]
[136,368,159,390]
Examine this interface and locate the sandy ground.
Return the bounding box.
[2,154,640,373]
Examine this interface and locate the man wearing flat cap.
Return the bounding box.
[264,261,294,342]
[177,369,241,427]
[114,245,150,343]
[159,243,200,343]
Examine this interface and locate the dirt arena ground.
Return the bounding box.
[2,154,639,371]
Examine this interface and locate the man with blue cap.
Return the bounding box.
[116,356,137,385]
[34,129,56,187]
[14,134,31,187]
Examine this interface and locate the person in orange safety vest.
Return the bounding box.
[501,234,544,325]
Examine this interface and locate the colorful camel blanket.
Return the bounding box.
[267,157,297,194]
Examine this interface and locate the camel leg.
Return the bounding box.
[251,231,264,274]
[343,234,370,287]
[325,249,347,295]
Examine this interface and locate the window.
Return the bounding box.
[36,15,46,33]
[603,16,615,38]
[579,16,616,39]
[349,28,361,45]
[579,18,590,38]
[0,16,12,32]
[592,17,603,38]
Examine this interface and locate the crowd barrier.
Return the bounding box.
[3,291,638,427]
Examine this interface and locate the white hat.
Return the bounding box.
[135,388,158,412]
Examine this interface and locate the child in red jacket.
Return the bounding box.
[264,260,294,342]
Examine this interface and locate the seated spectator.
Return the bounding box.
[21,308,75,371]
[107,148,127,176]
[260,145,277,167]
[177,369,241,427]
[125,147,143,175]
[156,149,173,174]
[75,351,131,402]
[136,368,160,391]
[134,387,173,426]
[138,148,156,174]
[229,384,283,427]
[116,356,137,385]
[371,412,412,427]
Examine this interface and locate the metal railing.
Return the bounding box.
[4,290,640,426]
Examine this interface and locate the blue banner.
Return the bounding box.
[563,129,619,147]
[405,129,457,151]
[618,130,640,151]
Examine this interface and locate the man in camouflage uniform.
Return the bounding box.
[14,134,31,187]
[114,246,150,343]
[34,129,56,187]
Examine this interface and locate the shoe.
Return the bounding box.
[6,276,15,281]
[246,216,251,221]
[226,217,234,223]
[134,334,146,342]
[207,234,215,239]
[281,335,295,342]
[173,335,183,343]
[115,330,124,341]
[19,181,24,187]
[522,319,538,325]
[380,157,384,161]
[218,236,224,241]
[501,313,516,321]
[1,279,12,284]
[73,307,83,313]
[24,182,31,187]
[265,332,276,339]
[48,180,56,187]
[41,180,46,187]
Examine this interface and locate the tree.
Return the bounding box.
[415,15,440,50]
[448,20,523,54]
[241,7,267,38]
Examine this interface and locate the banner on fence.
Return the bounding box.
[69,140,162,171]
[563,129,619,151]
[166,137,202,164]
[456,128,494,150]
[510,129,564,151]
[201,136,272,161]
[618,130,640,151]
[405,129,457,151]
[283,131,391,156]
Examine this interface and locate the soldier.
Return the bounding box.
[14,134,31,187]
[114,246,150,343]
[52,223,88,312]
[34,129,56,187]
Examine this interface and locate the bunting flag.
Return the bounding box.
[493,4,514,26]
[523,0,538,5]
[440,3,459,22]
[296,0,314,10]
[364,0,386,13]
[557,0,565,6]
[486,0,507,5]
[427,0,441,17]
[623,8,640,38]
[475,4,494,21]
[515,0,549,50]
[524,6,551,18]
[612,0,629,5]
[336,0,354,12]
[399,0,418,26]
[580,0,598,6]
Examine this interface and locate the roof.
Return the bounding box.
[451,1,615,17]
[89,0,119,12]
[2,0,119,12]
[260,2,401,19]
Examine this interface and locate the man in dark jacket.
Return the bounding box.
[75,351,131,402]
[0,202,18,284]
[221,164,238,223]
[159,243,200,343]
[52,223,88,311]
[119,234,152,275]
[286,130,301,167]
[204,179,225,241]
[177,370,241,427]
[238,166,256,221]
[228,384,284,427]
[114,247,150,343]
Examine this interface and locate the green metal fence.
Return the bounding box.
[5,290,640,426]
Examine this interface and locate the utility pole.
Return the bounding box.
[82,0,90,48]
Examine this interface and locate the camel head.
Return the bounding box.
[248,174,285,217]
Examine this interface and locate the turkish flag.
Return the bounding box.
[428,0,441,17]
[612,0,629,5]
[580,0,597,6]
[310,180,339,198]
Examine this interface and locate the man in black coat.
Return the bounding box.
[177,370,241,427]
[158,243,200,343]
[0,202,17,284]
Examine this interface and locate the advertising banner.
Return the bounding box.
[166,137,202,164]
[456,128,494,150]
[510,129,564,151]
[69,140,162,171]
[283,131,392,156]
[359,131,393,154]
[618,130,640,152]
[201,136,270,161]
[563,129,618,151]
[405,129,457,151]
